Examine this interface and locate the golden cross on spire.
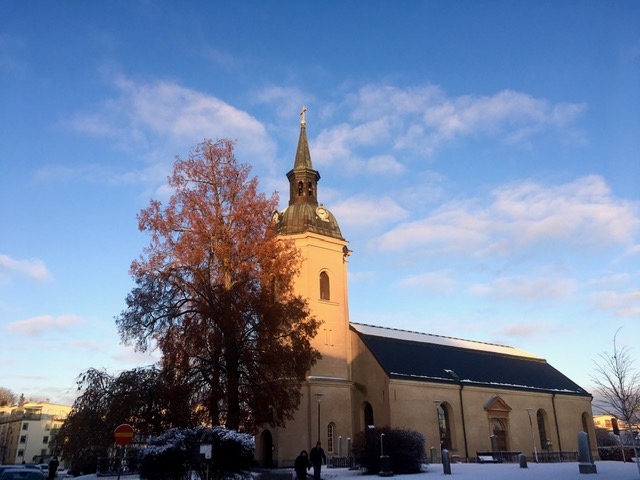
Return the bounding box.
[300,106,307,126]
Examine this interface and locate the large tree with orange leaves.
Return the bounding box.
[116,139,320,432]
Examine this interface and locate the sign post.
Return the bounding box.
[114,424,134,480]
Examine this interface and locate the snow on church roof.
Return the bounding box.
[350,322,544,360]
[350,322,589,396]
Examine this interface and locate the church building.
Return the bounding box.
[258,111,596,467]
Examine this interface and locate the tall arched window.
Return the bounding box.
[298,181,303,196]
[320,271,330,300]
[537,409,550,450]
[327,423,335,454]
[437,404,452,450]
[364,402,374,428]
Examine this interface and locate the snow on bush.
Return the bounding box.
[140,427,254,480]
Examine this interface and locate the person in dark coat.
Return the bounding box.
[48,456,60,480]
[309,441,326,480]
[294,450,310,480]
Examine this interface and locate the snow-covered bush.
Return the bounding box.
[352,427,426,474]
[140,426,255,480]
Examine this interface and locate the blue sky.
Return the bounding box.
[1,1,638,406]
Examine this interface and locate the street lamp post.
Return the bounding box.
[526,408,539,463]
[315,393,324,443]
[379,432,392,476]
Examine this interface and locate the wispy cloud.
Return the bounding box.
[66,74,277,170]
[0,33,28,76]
[312,84,587,165]
[330,195,409,229]
[592,289,640,318]
[255,85,312,122]
[6,315,83,336]
[374,175,639,257]
[470,275,576,302]
[499,322,561,338]
[399,269,458,294]
[0,254,52,284]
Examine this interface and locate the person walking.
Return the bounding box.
[309,441,326,480]
[294,450,310,480]
[48,456,59,480]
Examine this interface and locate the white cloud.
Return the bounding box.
[592,290,640,318]
[627,244,640,256]
[6,315,83,336]
[349,84,444,120]
[344,84,586,156]
[0,254,52,284]
[333,154,407,176]
[499,322,561,338]
[469,275,576,302]
[374,175,639,257]
[364,155,407,175]
[67,75,276,167]
[399,269,458,294]
[312,117,393,167]
[255,86,311,122]
[331,195,409,229]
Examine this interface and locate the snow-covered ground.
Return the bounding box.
[76,461,639,480]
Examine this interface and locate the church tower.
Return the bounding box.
[267,108,354,466]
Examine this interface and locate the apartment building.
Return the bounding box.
[0,400,71,465]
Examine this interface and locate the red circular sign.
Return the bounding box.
[114,424,135,446]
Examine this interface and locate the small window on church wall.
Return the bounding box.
[320,272,330,300]
[308,181,314,197]
[298,181,303,196]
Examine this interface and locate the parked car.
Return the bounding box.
[0,469,46,480]
[0,467,39,478]
[35,466,47,476]
[0,468,19,477]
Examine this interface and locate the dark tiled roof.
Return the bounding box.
[351,323,589,396]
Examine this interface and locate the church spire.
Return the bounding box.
[287,106,320,206]
[293,106,314,172]
[275,107,343,240]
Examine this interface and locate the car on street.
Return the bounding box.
[0,467,39,478]
[0,468,46,480]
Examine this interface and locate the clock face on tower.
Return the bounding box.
[316,206,329,221]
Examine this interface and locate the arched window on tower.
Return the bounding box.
[298,181,304,196]
[320,271,330,300]
[308,181,314,198]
